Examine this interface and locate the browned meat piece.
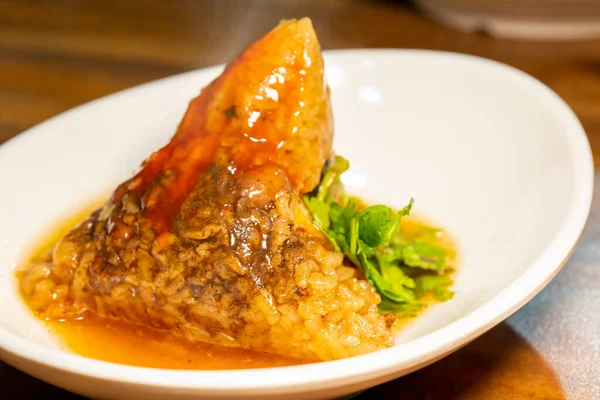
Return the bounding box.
[21,18,393,361]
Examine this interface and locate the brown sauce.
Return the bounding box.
[46,314,306,370]
[112,24,319,234]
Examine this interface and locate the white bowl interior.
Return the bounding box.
[0,50,591,398]
[327,52,577,342]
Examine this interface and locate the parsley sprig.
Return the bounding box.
[303,156,455,317]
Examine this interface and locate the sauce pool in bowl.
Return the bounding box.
[16,198,456,370]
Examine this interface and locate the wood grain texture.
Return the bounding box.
[0,0,599,398]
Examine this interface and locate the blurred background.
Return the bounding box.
[1,1,599,399]
[1,0,599,151]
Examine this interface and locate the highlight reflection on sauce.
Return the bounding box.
[109,33,327,234]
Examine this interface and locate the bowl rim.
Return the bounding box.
[0,49,593,394]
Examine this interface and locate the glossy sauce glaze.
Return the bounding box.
[109,19,331,233]
[18,201,455,370]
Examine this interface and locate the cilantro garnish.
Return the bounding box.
[303,155,455,317]
[223,105,236,118]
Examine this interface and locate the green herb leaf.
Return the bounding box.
[223,105,236,118]
[399,243,446,271]
[433,287,454,301]
[380,262,415,290]
[356,205,398,248]
[415,274,454,299]
[317,155,349,202]
[301,154,455,317]
[303,196,331,230]
[378,299,424,317]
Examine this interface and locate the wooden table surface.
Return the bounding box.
[1,1,599,399]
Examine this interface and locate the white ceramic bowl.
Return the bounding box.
[0,50,593,400]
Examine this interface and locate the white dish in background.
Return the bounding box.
[0,50,593,400]
[415,0,600,40]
